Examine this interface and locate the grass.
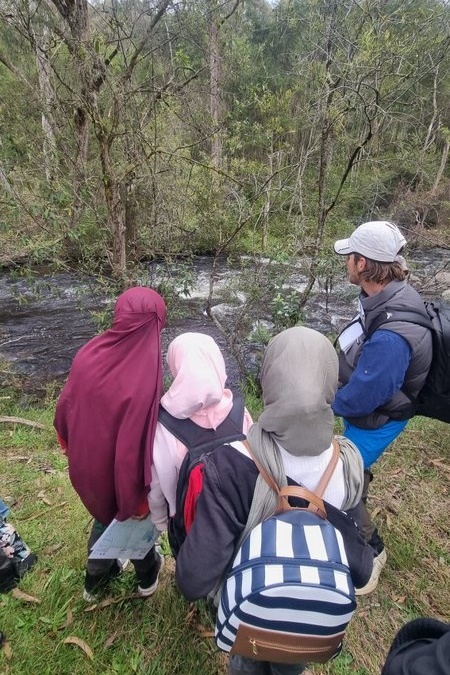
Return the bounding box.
[0,390,449,675]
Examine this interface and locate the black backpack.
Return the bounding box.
[367,300,450,423]
[158,393,246,557]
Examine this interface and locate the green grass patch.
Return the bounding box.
[1,394,449,674]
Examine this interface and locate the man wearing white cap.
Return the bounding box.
[332,221,432,593]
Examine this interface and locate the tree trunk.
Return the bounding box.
[209,19,222,172]
[49,0,90,231]
[262,138,274,251]
[97,131,127,283]
[422,64,440,155]
[299,1,338,307]
[431,139,449,195]
[32,17,58,183]
[68,106,89,231]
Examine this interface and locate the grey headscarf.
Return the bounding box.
[248,326,362,506]
[211,327,363,605]
[255,325,338,456]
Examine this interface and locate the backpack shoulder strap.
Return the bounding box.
[313,438,340,497]
[158,393,245,454]
[158,405,199,446]
[242,438,280,494]
[366,307,432,339]
[242,439,327,519]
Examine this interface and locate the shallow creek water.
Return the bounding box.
[0,249,448,395]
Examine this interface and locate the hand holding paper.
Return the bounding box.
[88,516,159,560]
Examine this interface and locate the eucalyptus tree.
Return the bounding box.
[235,0,450,304]
[0,0,448,286]
[0,0,259,281]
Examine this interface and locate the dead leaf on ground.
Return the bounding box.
[43,543,64,555]
[20,501,67,521]
[394,595,406,604]
[84,594,140,611]
[194,625,215,638]
[389,468,406,477]
[3,641,12,659]
[6,455,30,462]
[185,603,197,622]
[58,609,73,630]
[430,459,450,473]
[103,632,119,649]
[11,588,41,604]
[63,636,94,660]
[0,416,46,429]
[38,490,52,506]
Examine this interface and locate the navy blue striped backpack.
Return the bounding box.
[215,441,356,664]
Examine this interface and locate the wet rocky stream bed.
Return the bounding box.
[0,250,448,398]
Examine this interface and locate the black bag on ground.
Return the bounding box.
[158,393,246,557]
[0,518,37,592]
[381,618,450,675]
[0,548,17,593]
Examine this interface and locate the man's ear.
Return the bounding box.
[356,256,367,271]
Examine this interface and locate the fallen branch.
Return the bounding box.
[19,501,67,521]
[0,416,46,430]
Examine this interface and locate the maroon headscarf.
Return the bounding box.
[54,287,166,525]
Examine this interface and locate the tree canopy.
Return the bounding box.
[0,0,449,283]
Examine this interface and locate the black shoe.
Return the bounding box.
[355,548,387,596]
[368,529,385,556]
[15,552,37,578]
[83,561,122,602]
[137,551,164,598]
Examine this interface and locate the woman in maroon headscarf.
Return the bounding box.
[54,287,166,601]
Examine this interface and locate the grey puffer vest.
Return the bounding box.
[338,281,432,429]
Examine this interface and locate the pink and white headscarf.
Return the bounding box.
[161,332,233,429]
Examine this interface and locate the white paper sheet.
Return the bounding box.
[88,516,159,560]
[338,319,364,353]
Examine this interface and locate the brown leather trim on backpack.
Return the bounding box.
[277,485,327,519]
[231,623,344,663]
[242,439,280,494]
[314,438,340,497]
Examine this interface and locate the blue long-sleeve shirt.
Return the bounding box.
[332,330,412,419]
[332,330,411,467]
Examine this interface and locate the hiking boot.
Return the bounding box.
[117,558,130,572]
[83,559,128,602]
[355,548,387,596]
[137,551,164,598]
[15,552,38,579]
[82,587,99,603]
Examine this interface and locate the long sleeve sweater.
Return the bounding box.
[175,443,374,601]
[332,330,411,419]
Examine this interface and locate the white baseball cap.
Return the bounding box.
[334,221,407,262]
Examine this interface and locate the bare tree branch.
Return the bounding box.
[123,0,171,79]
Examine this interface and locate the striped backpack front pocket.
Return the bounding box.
[215,510,356,664]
